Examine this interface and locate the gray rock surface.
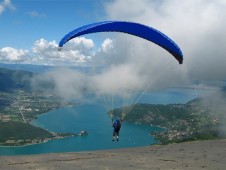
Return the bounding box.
[0,139,226,170]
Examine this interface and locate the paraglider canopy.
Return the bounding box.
[59,21,183,64]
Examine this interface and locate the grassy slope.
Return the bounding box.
[0,121,53,144]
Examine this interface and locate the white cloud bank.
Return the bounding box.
[0,37,111,66]
[0,47,28,62]
[103,0,226,83]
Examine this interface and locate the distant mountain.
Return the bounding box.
[0,63,105,74]
[0,63,54,73]
[0,68,34,91]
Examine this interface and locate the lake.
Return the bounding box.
[0,88,215,155]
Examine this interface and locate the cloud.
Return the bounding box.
[0,0,15,15]
[0,37,97,65]
[198,89,226,137]
[91,64,147,96]
[90,38,114,65]
[32,39,61,64]
[31,67,88,101]
[28,10,46,18]
[33,38,95,65]
[0,47,28,62]
[99,38,113,53]
[103,0,226,85]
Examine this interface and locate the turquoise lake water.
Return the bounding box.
[0,88,215,155]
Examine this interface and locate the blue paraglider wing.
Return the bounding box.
[59,21,183,64]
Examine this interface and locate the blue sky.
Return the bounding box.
[0,0,108,49]
[0,0,117,66]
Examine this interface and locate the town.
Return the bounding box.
[0,90,80,146]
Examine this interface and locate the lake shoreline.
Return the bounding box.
[0,88,216,155]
